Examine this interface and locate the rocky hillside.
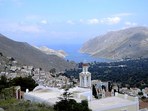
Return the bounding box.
[0,34,76,72]
[80,27,148,60]
[35,46,67,58]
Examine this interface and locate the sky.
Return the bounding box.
[0,0,148,46]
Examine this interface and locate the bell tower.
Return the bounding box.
[79,63,91,88]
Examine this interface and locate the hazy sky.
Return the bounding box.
[0,0,148,46]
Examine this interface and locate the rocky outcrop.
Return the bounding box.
[35,46,67,58]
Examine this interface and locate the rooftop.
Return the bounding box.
[89,96,137,111]
[24,86,139,111]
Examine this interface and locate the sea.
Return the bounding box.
[47,44,111,63]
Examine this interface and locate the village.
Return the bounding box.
[0,54,148,111]
[0,54,73,89]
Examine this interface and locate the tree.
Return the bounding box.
[81,100,90,111]
[0,52,3,56]
[0,75,8,91]
[0,76,38,92]
[54,88,92,111]
[50,68,56,74]
[11,76,38,91]
[92,85,98,99]
[138,92,143,96]
[54,99,91,111]
[9,57,15,61]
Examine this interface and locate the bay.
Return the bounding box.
[47,44,111,63]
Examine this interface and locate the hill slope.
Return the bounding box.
[80,27,148,60]
[35,46,67,58]
[0,34,75,72]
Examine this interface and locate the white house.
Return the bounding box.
[24,86,139,111]
[142,87,148,98]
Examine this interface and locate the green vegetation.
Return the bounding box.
[54,89,92,111]
[92,85,98,99]
[0,87,14,99]
[0,98,54,111]
[54,99,91,111]
[0,98,91,111]
[0,75,9,92]
[0,76,38,92]
[11,76,38,91]
[65,58,148,89]
[0,87,92,111]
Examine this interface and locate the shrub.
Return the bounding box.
[0,98,54,111]
[54,99,92,111]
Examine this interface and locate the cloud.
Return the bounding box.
[0,21,45,34]
[17,24,45,33]
[103,17,121,25]
[78,12,133,25]
[79,19,85,24]
[41,20,48,24]
[79,17,121,25]
[124,21,137,27]
[114,13,132,17]
[25,15,48,25]
[80,18,100,25]
[67,20,75,25]
[87,18,99,24]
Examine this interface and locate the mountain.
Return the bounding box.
[35,46,67,58]
[80,26,148,60]
[0,34,76,72]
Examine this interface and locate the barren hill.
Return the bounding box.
[80,27,148,60]
[0,34,75,72]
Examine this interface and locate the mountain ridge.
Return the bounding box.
[0,34,76,72]
[80,26,148,60]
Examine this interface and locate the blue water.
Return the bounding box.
[47,44,110,63]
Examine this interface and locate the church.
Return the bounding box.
[79,63,109,99]
[79,63,91,88]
